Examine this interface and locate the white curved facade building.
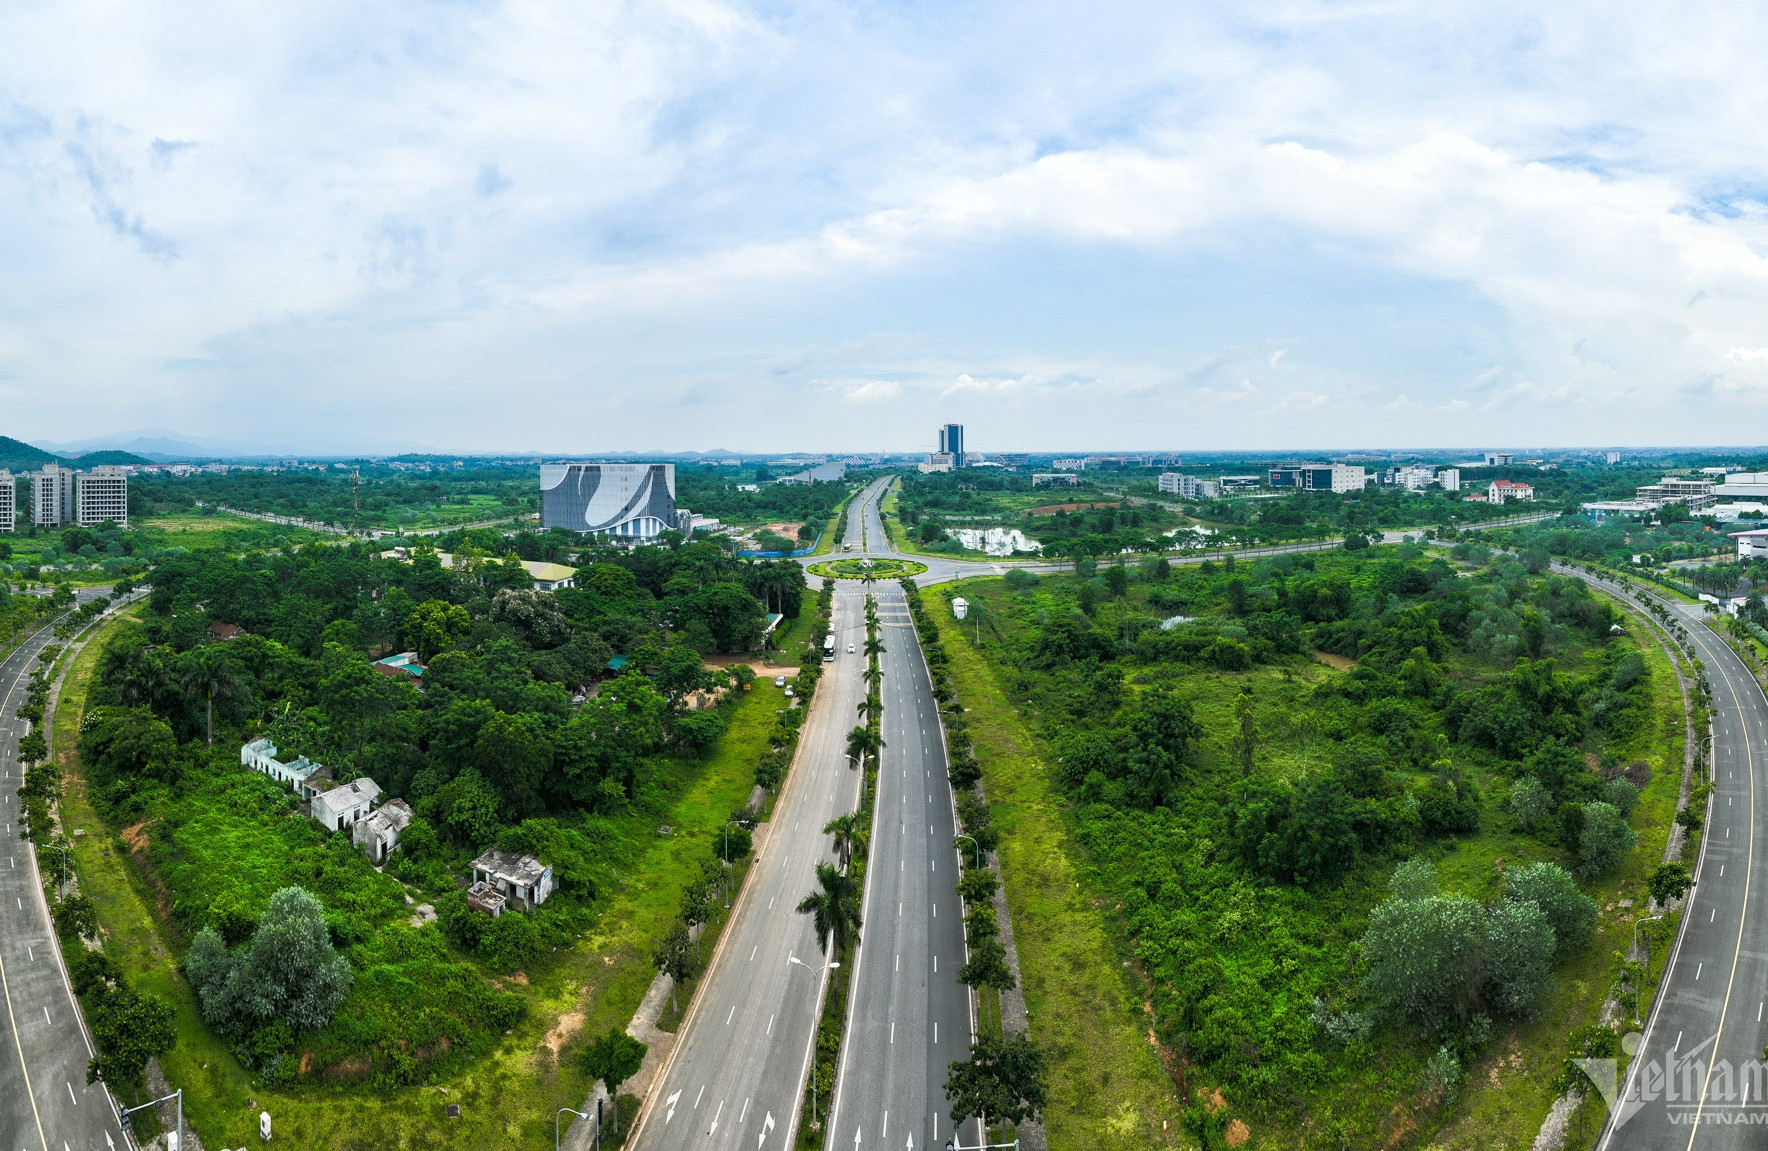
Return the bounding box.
[540,463,678,540]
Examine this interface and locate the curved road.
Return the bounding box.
[0,588,135,1151]
[1567,570,1768,1150]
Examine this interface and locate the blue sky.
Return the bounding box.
[3,0,1768,455]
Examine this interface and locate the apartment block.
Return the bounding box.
[0,472,13,532]
[1158,473,1220,499]
[76,465,129,527]
[31,464,74,527]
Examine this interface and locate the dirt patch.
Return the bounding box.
[326,1056,370,1080]
[541,1011,585,1058]
[1225,1119,1250,1146]
[508,971,530,986]
[120,820,155,853]
[1313,650,1356,672]
[299,1051,315,1074]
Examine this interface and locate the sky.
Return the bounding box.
[4,1,1768,456]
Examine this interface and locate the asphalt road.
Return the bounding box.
[1569,571,1768,1150]
[629,584,870,1151]
[825,579,976,1151]
[0,591,131,1151]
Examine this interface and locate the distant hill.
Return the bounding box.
[0,436,66,472]
[73,449,154,466]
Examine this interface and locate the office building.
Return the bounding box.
[76,465,129,527]
[0,472,12,532]
[1268,463,1369,494]
[31,464,74,527]
[1219,475,1262,493]
[1634,476,1715,510]
[1484,452,1515,467]
[539,463,679,541]
[936,423,966,468]
[1158,473,1219,499]
[1439,469,1461,492]
[1488,480,1535,505]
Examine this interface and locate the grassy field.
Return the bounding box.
[930,562,1687,1151]
[56,618,788,1149]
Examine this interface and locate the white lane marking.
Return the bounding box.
[769,897,776,909]
[696,1085,706,1108]
[899,903,902,916]
[740,1097,751,1124]
[895,954,899,972]
[934,955,938,972]
[931,859,935,872]
[934,1021,938,1044]
[890,1021,895,1044]
[711,1099,724,1135]
[1713,909,1717,921]
[750,946,757,961]
[883,1111,889,1139]
[1722,866,1726,876]
[1697,963,1704,980]
[727,1005,736,1025]
[26,947,32,962]
[767,1013,774,1035]
[44,1006,50,1024]
[1676,1030,1683,1050]
[933,904,936,917]
[67,1081,76,1104]
[1760,1002,1764,1023]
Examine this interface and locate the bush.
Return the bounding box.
[1508,776,1553,830]
[1482,898,1555,1019]
[1505,862,1597,958]
[1578,801,1637,879]
[1361,893,1484,1027]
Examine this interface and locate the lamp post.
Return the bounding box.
[787,954,840,1125]
[120,1088,181,1151]
[722,821,747,908]
[1633,914,1665,1025]
[953,834,981,870]
[557,1106,591,1151]
[44,842,70,897]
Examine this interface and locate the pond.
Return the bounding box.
[952,527,1042,556]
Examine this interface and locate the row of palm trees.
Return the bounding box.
[797,593,885,961]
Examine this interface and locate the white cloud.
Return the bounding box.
[4,1,1768,449]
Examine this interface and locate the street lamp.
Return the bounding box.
[120,1088,181,1151]
[557,1106,591,1151]
[1633,914,1665,1025]
[787,955,840,1124]
[953,834,981,870]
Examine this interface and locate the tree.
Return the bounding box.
[959,937,1016,1030]
[1508,776,1554,830]
[652,922,699,1013]
[85,985,175,1090]
[823,811,864,871]
[1360,893,1485,1027]
[1578,801,1637,879]
[1482,898,1556,1020]
[1232,691,1257,778]
[797,861,863,956]
[178,646,245,746]
[1506,862,1597,958]
[185,887,353,1039]
[1648,861,1693,907]
[845,725,882,771]
[580,1028,648,1132]
[945,1032,1049,1128]
[1387,858,1440,901]
[405,598,471,661]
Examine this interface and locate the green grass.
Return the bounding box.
[56,617,791,1150]
[931,569,1687,1151]
[928,600,1183,1151]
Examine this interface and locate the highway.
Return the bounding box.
[824,572,976,1151]
[0,590,131,1151]
[1571,569,1768,1150]
[628,536,870,1151]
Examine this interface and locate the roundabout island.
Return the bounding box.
[805,556,928,580]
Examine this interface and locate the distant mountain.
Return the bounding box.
[0,436,67,472]
[73,449,154,466]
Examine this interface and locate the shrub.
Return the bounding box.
[1505,862,1597,958]
[1482,898,1555,1019]
[1361,893,1484,1027]
[1578,801,1637,879]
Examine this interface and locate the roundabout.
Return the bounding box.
[805,557,928,581]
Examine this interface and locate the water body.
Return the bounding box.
[952,527,1042,556]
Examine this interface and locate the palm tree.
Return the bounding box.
[822,811,865,870]
[178,647,244,747]
[863,663,884,692]
[864,634,887,658]
[845,725,872,770]
[797,862,863,956]
[856,694,881,725]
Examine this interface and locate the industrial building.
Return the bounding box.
[539,463,681,541]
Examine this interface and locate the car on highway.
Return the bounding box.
[847,643,855,653]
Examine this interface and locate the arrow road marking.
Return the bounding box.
[712,1099,724,1135]
[759,1112,775,1148]
[666,1089,681,1123]
[855,1127,863,1147]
